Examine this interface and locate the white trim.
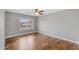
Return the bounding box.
[5,31,79,45]
[5,31,36,39]
[39,32,79,45]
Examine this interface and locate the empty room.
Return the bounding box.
[0,9,79,50]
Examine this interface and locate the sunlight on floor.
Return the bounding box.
[18,35,35,50]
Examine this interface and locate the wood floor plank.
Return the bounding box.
[5,32,79,50]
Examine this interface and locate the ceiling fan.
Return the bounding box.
[27,9,44,16]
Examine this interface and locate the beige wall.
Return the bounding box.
[38,9,78,42]
[0,10,5,49]
[5,12,37,37]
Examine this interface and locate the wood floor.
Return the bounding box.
[5,32,79,50]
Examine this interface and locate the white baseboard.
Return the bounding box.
[38,32,79,45]
[5,31,36,39]
[5,31,79,45]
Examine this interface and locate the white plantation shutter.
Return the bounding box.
[19,16,33,31]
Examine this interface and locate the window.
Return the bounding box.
[19,16,33,31]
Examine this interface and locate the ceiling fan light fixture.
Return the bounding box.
[34,12,39,15]
[34,12,41,16]
[26,9,44,16]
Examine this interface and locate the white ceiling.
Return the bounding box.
[6,9,64,16]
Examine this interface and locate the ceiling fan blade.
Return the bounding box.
[38,12,43,15]
[39,10,44,12]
